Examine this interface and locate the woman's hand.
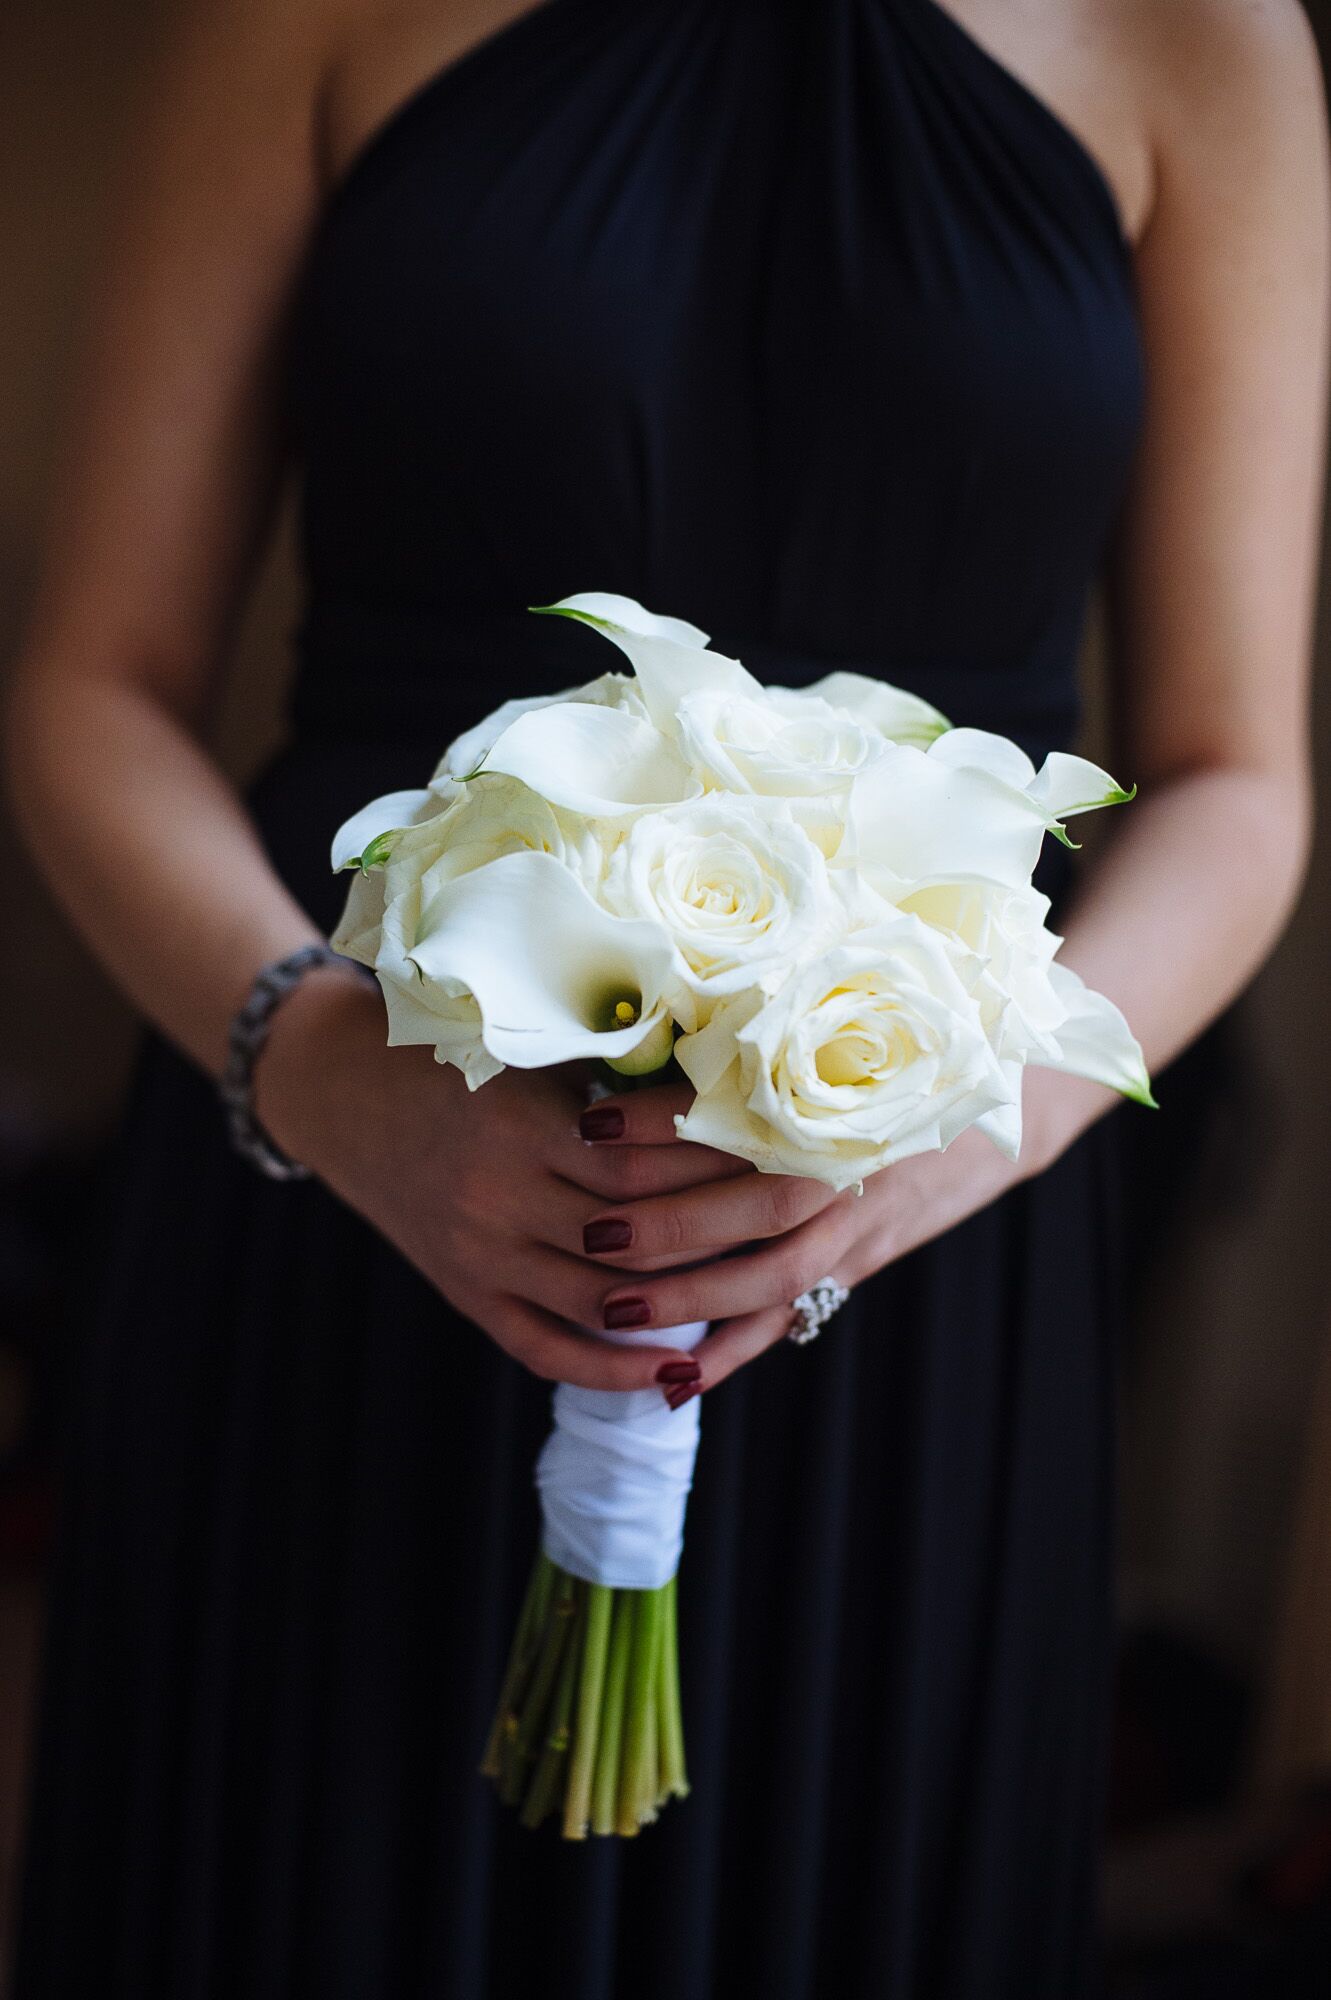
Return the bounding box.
[578,1079,1059,1404]
[253,971,746,1391]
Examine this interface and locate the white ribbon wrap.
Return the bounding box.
[535,1319,709,1591]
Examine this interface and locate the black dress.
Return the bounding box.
[14,3,1144,1995]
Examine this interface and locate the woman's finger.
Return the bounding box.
[595,1206,854,1332]
[486,1296,706,1393]
[580,1174,842,1265]
[561,1138,749,1205]
[505,1241,628,1332]
[694,1304,801,1391]
[575,1078,697,1146]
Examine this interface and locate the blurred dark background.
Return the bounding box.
[2,3,1331,1994]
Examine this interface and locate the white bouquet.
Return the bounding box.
[330,593,1152,1838]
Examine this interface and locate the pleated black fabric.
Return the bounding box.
[13,4,1143,1996]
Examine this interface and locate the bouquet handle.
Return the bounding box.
[482,1318,706,1837]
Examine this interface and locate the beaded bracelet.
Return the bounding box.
[219,942,370,1181]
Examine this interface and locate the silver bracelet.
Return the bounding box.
[219,943,367,1181]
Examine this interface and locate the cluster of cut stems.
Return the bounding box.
[482,1549,689,1838]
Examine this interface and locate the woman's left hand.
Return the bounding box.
[578,1082,1064,1400]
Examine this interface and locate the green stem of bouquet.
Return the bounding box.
[590,1586,634,1836]
[482,1557,689,1839]
[563,1582,612,1839]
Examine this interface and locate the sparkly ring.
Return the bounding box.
[787,1276,852,1346]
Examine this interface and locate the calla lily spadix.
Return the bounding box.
[329,588,1154,1842]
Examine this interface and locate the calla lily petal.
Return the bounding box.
[530,592,764,735]
[434,696,566,785]
[407,849,677,1069]
[612,631,762,737]
[531,592,711,649]
[846,745,1051,890]
[1028,751,1136,820]
[482,702,698,818]
[1041,963,1156,1105]
[330,868,388,965]
[928,727,1037,790]
[330,789,439,872]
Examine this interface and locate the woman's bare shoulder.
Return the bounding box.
[1119,0,1326,202]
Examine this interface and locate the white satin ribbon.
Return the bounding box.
[535,1319,709,1591]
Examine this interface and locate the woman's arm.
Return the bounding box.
[4,0,332,1073]
[1,0,741,1393]
[1039,0,1329,1147]
[577,0,1331,1380]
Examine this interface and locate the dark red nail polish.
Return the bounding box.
[604,1297,651,1331]
[655,1359,702,1386]
[584,1218,633,1254]
[666,1383,702,1411]
[580,1105,625,1142]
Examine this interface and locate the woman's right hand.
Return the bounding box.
[253,966,742,1390]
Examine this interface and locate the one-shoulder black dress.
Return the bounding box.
[14,4,1144,1996]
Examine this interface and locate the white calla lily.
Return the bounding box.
[481,702,698,819]
[927,727,1039,790]
[332,828,504,1087]
[1027,751,1136,822]
[928,730,1134,843]
[431,672,647,789]
[532,591,767,738]
[1040,963,1156,1106]
[845,744,1053,890]
[414,774,609,893]
[532,591,712,650]
[330,788,447,873]
[406,848,678,1070]
[330,866,389,966]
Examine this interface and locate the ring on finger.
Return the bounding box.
[786,1275,852,1346]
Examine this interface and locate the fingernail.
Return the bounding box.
[655,1359,702,1386]
[666,1382,701,1411]
[580,1106,624,1142]
[604,1297,651,1331]
[584,1218,633,1254]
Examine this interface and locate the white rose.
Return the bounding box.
[898,879,1067,1062]
[804,669,951,748]
[675,911,1013,1190]
[677,686,885,797]
[602,795,843,1031]
[898,876,1155,1147]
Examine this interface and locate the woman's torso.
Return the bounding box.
[284,0,1144,764]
